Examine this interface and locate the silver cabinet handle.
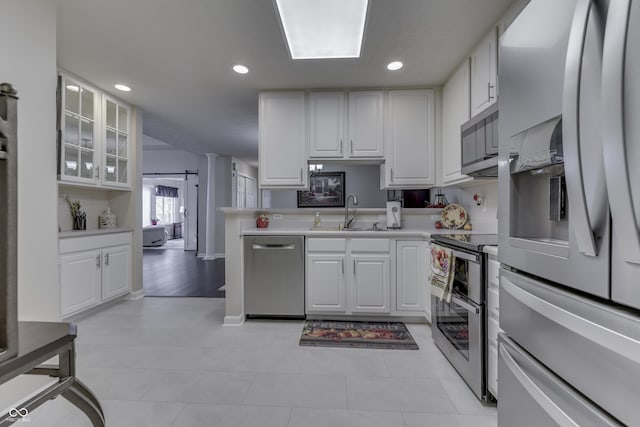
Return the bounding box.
[488,82,494,100]
[353,259,356,275]
[96,255,101,268]
[105,253,110,266]
[451,295,479,314]
[499,342,577,426]
[341,259,344,274]
[390,167,394,181]
[340,139,343,155]
[602,0,640,263]
[252,244,295,250]
[350,139,353,155]
[300,167,303,181]
[562,0,599,257]
[95,166,100,180]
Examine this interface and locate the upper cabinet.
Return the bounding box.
[58,72,132,190]
[259,92,308,188]
[382,89,436,188]
[102,96,130,188]
[309,92,345,158]
[442,60,473,186]
[470,27,498,117]
[348,91,384,158]
[308,91,384,160]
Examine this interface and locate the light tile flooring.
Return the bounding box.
[26,298,496,427]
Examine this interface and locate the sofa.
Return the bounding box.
[143,225,168,247]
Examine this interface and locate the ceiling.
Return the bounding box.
[56,0,514,163]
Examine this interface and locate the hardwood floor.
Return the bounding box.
[143,249,225,297]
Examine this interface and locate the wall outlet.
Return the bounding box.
[272,214,283,220]
[377,214,386,222]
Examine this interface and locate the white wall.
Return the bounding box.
[268,164,388,208]
[215,156,232,256]
[440,181,499,231]
[143,135,203,173]
[197,155,209,255]
[0,0,59,321]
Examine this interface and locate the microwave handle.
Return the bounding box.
[562,0,599,257]
[602,0,640,263]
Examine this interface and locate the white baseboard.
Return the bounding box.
[203,253,225,261]
[126,289,146,300]
[223,315,245,326]
[197,253,205,258]
[215,253,225,259]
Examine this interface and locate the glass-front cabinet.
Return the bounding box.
[102,96,129,187]
[59,75,98,184]
[58,72,131,190]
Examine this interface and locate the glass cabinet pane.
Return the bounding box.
[105,155,117,182]
[118,133,128,158]
[65,81,80,114]
[81,89,94,120]
[80,150,94,179]
[64,146,79,177]
[80,119,94,149]
[64,114,79,145]
[118,106,128,132]
[118,159,127,183]
[106,100,117,129]
[106,129,117,155]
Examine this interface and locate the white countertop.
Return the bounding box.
[483,245,498,256]
[240,227,490,238]
[59,227,133,239]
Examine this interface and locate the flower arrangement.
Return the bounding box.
[151,217,159,225]
[64,195,81,217]
[64,195,86,230]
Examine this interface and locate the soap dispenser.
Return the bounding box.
[313,212,321,227]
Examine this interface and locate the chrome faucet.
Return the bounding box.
[344,194,359,229]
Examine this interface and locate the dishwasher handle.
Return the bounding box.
[252,243,296,250]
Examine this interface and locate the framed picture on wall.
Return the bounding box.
[297,172,345,208]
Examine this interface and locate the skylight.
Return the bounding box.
[275,0,368,59]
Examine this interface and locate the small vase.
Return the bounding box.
[73,212,86,231]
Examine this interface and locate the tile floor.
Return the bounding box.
[25,298,497,426]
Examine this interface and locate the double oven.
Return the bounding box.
[430,234,497,403]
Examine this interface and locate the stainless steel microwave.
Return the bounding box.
[461,103,498,177]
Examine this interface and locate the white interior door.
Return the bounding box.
[237,175,246,208]
[183,174,198,251]
[245,176,257,208]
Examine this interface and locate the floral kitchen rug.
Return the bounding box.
[299,320,419,350]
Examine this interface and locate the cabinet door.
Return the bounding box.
[60,249,101,317]
[309,92,345,158]
[306,254,346,312]
[442,60,472,186]
[348,91,384,158]
[101,244,131,300]
[259,92,308,188]
[384,90,435,187]
[351,255,390,313]
[102,95,130,188]
[396,241,427,312]
[59,75,99,185]
[470,27,498,117]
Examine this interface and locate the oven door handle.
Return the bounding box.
[450,249,479,263]
[451,295,480,314]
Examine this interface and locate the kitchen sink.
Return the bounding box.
[309,226,388,232]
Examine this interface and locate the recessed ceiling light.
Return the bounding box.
[275,0,368,59]
[233,64,249,74]
[66,85,80,92]
[114,84,131,92]
[387,61,403,71]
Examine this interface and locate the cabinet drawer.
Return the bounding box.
[488,258,500,286]
[350,238,389,253]
[307,238,346,252]
[488,286,500,319]
[59,232,132,254]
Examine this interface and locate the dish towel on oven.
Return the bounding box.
[431,244,454,303]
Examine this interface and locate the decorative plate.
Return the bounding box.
[441,203,467,229]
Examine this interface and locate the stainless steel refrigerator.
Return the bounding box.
[498,0,640,425]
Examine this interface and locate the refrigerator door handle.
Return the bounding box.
[602,0,640,263]
[563,0,599,257]
[499,343,580,427]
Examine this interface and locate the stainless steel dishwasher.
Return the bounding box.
[244,235,305,318]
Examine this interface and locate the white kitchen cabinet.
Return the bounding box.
[259,92,308,188]
[59,232,132,318]
[306,254,347,312]
[351,255,390,313]
[309,92,345,158]
[58,72,132,190]
[486,254,501,398]
[306,237,390,315]
[101,244,131,300]
[348,91,384,158]
[60,249,102,317]
[101,95,130,188]
[396,241,428,317]
[382,90,436,188]
[442,60,473,186]
[470,27,498,117]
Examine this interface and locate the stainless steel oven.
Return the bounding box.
[430,234,496,403]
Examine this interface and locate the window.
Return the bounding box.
[155,196,175,224]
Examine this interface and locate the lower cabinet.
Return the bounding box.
[60,232,132,318]
[351,254,390,313]
[396,241,429,319]
[306,253,346,312]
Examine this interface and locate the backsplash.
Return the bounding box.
[439,181,498,232]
